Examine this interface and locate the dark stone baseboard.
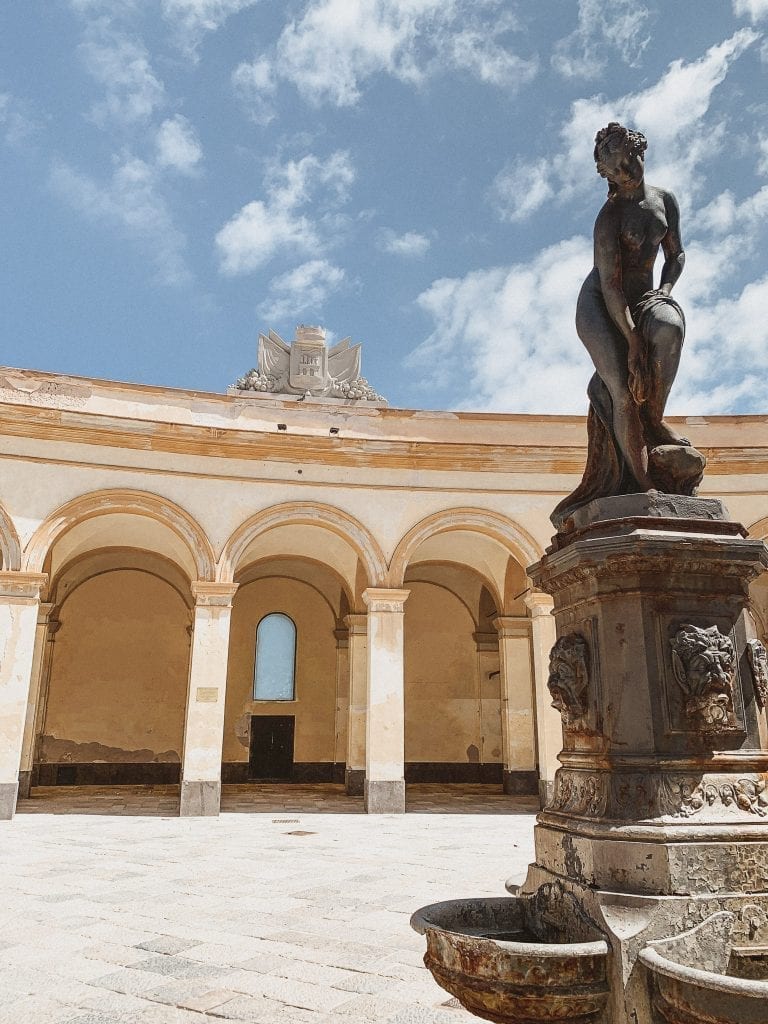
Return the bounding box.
[33,763,181,787]
[17,770,32,800]
[345,768,365,795]
[221,762,346,784]
[502,769,539,796]
[404,762,505,784]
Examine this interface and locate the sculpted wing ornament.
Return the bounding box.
[328,337,362,385]
[258,330,290,381]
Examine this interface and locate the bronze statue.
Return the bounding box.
[552,123,705,530]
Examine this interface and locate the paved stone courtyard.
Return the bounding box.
[2,785,537,1023]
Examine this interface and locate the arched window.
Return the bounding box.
[254,613,296,701]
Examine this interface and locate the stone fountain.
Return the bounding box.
[411,123,768,1023]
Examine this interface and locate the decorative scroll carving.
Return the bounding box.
[550,770,606,818]
[548,633,590,726]
[670,624,736,734]
[746,639,768,709]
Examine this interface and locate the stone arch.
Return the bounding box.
[218,502,388,591]
[388,507,543,593]
[23,489,216,582]
[747,516,768,542]
[0,500,22,570]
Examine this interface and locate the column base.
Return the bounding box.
[0,782,19,820]
[179,780,220,817]
[17,771,31,800]
[364,778,405,813]
[345,768,365,796]
[537,777,554,807]
[502,769,538,796]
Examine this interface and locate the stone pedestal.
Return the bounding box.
[523,499,768,1023]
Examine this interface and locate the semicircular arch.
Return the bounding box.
[389,507,544,591]
[23,489,216,582]
[0,501,22,571]
[219,502,387,589]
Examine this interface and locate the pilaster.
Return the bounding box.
[524,591,561,805]
[179,581,238,817]
[362,588,409,813]
[17,602,56,799]
[493,616,537,796]
[345,613,368,796]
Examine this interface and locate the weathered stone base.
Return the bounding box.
[0,782,19,820]
[345,768,365,796]
[518,862,768,1024]
[538,778,554,807]
[364,778,405,813]
[179,780,220,817]
[502,769,539,795]
[17,771,31,800]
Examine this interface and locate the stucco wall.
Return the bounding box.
[404,581,502,764]
[41,570,189,763]
[223,578,338,764]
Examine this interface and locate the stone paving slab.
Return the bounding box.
[3,785,537,1022]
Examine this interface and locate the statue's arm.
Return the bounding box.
[594,210,642,355]
[659,190,685,295]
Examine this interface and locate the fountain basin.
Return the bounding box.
[410,894,609,1023]
[639,912,768,1024]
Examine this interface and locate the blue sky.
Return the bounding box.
[1,0,767,413]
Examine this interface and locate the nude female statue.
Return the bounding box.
[552,123,704,530]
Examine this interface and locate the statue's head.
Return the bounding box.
[594,122,647,197]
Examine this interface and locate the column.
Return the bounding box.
[363,588,408,813]
[179,582,238,817]
[345,613,368,795]
[474,631,502,780]
[17,602,57,799]
[0,571,47,819]
[493,616,537,796]
[524,591,561,805]
[333,625,349,784]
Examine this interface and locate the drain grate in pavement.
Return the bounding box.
[272,818,299,823]
[285,830,316,836]
[441,998,463,1009]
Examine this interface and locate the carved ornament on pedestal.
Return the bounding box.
[746,638,768,710]
[670,624,737,736]
[547,633,590,728]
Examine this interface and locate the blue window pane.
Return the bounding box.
[254,614,296,701]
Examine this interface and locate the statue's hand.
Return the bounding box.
[628,350,647,405]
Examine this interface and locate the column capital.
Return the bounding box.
[362,588,409,613]
[191,582,239,607]
[345,613,368,635]
[334,627,349,648]
[493,615,530,639]
[524,591,554,616]
[0,572,47,602]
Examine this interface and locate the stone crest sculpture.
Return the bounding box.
[552,123,706,530]
[670,624,736,733]
[233,325,385,402]
[547,633,590,726]
[746,639,768,710]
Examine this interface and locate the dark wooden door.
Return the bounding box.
[249,715,295,780]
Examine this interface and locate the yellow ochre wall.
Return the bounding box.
[41,570,189,764]
[223,578,338,764]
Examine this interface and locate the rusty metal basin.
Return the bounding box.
[639,913,768,1024]
[410,895,610,1024]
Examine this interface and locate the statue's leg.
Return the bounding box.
[576,293,654,492]
[641,303,687,447]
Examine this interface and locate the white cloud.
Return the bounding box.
[155,115,202,173]
[79,21,165,127]
[51,156,189,285]
[215,151,355,274]
[257,259,346,321]
[496,29,758,222]
[733,0,768,20]
[0,93,37,147]
[553,0,651,78]
[490,158,553,223]
[695,186,768,235]
[161,0,261,55]
[237,0,537,109]
[379,229,431,257]
[232,56,276,124]
[407,236,594,412]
